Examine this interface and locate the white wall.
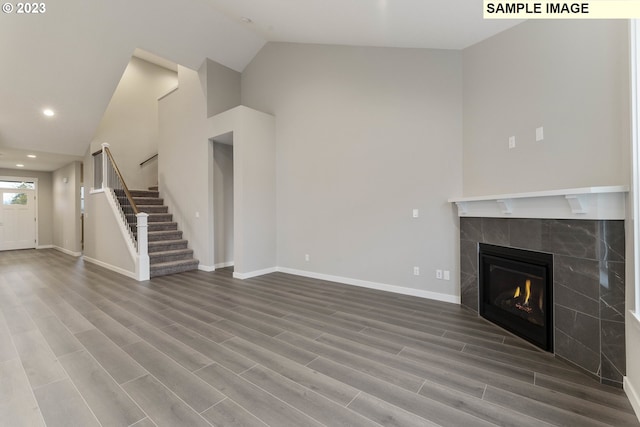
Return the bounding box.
[242,43,463,299]
[91,56,177,190]
[203,59,241,118]
[0,168,53,247]
[463,20,630,195]
[52,162,82,255]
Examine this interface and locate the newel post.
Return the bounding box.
[101,142,110,189]
[137,212,150,281]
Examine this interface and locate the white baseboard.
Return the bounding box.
[82,256,137,280]
[198,265,216,272]
[215,261,234,269]
[233,267,277,280]
[53,246,82,257]
[276,267,461,304]
[36,245,54,250]
[625,376,640,423]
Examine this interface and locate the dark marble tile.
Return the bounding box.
[554,255,599,302]
[601,319,625,380]
[459,240,478,277]
[554,305,599,355]
[460,218,482,242]
[600,261,625,322]
[554,328,600,376]
[460,272,478,313]
[542,220,598,260]
[481,218,509,246]
[509,219,542,251]
[554,282,599,318]
[597,221,625,262]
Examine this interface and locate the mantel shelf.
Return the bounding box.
[448,186,628,220]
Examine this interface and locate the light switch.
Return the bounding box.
[509,136,516,149]
[412,209,419,218]
[536,127,544,141]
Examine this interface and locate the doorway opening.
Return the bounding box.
[212,132,234,270]
[0,178,37,251]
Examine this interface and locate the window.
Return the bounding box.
[0,180,35,190]
[2,193,27,205]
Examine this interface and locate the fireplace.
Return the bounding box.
[479,243,553,352]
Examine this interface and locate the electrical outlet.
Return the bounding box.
[436,269,443,279]
[536,126,544,141]
[412,209,419,218]
[508,136,516,149]
[413,266,420,276]
[444,270,450,280]
[305,254,310,262]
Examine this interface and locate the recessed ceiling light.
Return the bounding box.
[43,109,55,117]
[27,154,37,158]
[16,164,24,168]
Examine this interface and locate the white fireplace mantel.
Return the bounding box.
[448,186,629,220]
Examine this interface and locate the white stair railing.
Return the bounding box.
[93,142,150,281]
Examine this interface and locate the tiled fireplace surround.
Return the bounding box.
[459,217,626,387]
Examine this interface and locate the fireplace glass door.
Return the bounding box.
[479,244,553,351]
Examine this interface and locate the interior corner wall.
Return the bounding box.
[462,20,630,196]
[52,162,82,255]
[241,43,463,299]
[158,64,213,268]
[203,58,241,118]
[0,168,53,247]
[91,56,178,190]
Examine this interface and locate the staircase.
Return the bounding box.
[115,188,199,278]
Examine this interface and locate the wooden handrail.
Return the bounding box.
[103,147,139,215]
[140,153,158,166]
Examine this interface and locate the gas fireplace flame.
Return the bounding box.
[513,279,534,313]
[524,279,531,306]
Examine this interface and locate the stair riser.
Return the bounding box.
[151,261,199,277]
[118,197,164,206]
[150,252,194,263]
[127,214,173,222]
[147,223,178,232]
[149,241,188,253]
[137,206,169,214]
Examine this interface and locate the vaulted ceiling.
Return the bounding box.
[0,0,521,171]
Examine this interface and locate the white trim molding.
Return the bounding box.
[82,255,136,280]
[277,267,460,304]
[198,265,216,272]
[449,186,628,220]
[233,267,278,280]
[37,245,54,250]
[625,375,640,423]
[53,246,82,257]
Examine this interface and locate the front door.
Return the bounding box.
[0,188,36,250]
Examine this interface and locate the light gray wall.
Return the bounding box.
[83,190,136,274]
[463,20,630,196]
[0,168,53,247]
[52,162,82,254]
[91,56,177,190]
[213,141,234,266]
[158,64,214,267]
[203,58,241,118]
[242,43,463,297]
